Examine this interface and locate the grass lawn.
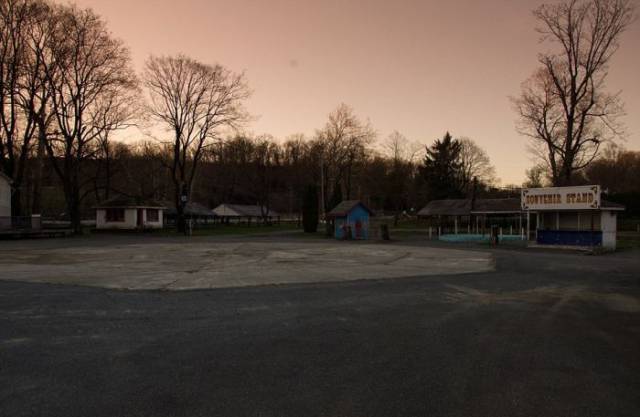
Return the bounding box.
[617,231,640,250]
[154,222,302,237]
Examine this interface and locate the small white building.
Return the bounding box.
[213,204,279,223]
[522,185,624,250]
[95,196,165,230]
[0,172,12,229]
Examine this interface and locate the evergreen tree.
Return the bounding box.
[420,132,464,200]
[302,184,319,233]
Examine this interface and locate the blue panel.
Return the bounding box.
[334,204,370,240]
[347,205,369,239]
[536,230,602,246]
[334,218,345,239]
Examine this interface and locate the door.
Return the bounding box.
[137,208,144,228]
[354,220,362,239]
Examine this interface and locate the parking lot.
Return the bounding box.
[1,235,639,417]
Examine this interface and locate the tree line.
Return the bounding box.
[0,0,505,232]
[1,0,638,233]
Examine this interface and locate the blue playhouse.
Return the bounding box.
[327,200,374,240]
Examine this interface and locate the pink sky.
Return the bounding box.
[63,0,640,184]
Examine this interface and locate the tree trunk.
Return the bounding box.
[174,183,186,233]
[64,181,82,234]
[31,129,46,215]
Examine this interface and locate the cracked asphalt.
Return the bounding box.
[0,237,492,290]
[1,235,639,417]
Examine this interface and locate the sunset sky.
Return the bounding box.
[63,0,640,185]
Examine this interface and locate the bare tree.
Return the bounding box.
[144,54,250,231]
[0,0,49,216]
[315,103,375,212]
[380,131,421,223]
[37,4,138,232]
[382,130,423,163]
[513,0,636,186]
[458,137,497,191]
[523,164,548,188]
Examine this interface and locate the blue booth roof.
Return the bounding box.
[327,200,374,218]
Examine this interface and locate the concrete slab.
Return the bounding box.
[0,240,493,290]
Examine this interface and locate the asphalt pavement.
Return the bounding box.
[1,238,639,417]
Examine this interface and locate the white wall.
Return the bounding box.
[0,175,11,217]
[96,208,164,230]
[96,208,137,229]
[601,211,617,250]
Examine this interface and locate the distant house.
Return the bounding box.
[164,201,216,226]
[95,196,165,230]
[327,200,374,240]
[0,172,12,229]
[213,204,279,224]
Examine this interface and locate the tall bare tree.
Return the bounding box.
[381,131,420,223]
[458,137,497,191]
[144,55,249,231]
[0,0,49,216]
[37,4,138,232]
[382,130,423,163]
[315,103,374,212]
[513,0,636,186]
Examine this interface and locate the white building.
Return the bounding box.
[95,196,165,230]
[213,204,279,223]
[0,172,12,229]
[522,185,624,250]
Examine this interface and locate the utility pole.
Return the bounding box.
[320,157,325,219]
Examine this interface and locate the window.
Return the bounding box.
[105,208,125,222]
[146,209,159,222]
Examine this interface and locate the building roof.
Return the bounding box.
[0,171,12,184]
[327,200,374,217]
[213,204,279,217]
[417,199,472,216]
[418,198,523,216]
[164,201,216,217]
[418,197,624,216]
[601,200,626,210]
[471,198,522,213]
[94,196,165,209]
